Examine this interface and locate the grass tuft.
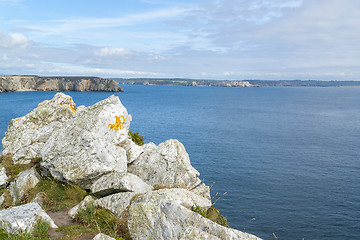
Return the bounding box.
[0,154,41,183]
[191,205,230,228]
[75,205,129,240]
[128,131,144,146]
[19,177,87,211]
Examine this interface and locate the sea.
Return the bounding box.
[0,85,359,240]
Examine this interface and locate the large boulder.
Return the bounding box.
[0,202,57,234]
[91,172,153,198]
[1,93,77,164]
[40,95,131,189]
[8,167,41,205]
[128,200,262,240]
[128,139,201,189]
[94,192,136,217]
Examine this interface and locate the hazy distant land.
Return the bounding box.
[113,78,360,88]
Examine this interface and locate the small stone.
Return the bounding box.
[68,195,96,219]
[9,167,41,205]
[0,164,8,188]
[92,233,116,240]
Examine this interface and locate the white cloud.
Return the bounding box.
[94,47,133,58]
[0,30,31,49]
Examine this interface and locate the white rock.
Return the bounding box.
[132,188,211,209]
[121,139,144,164]
[9,167,41,205]
[0,164,8,188]
[32,192,46,206]
[128,200,262,240]
[0,193,5,208]
[94,192,136,217]
[91,172,153,197]
[128,139,201,189]
[1,93,76,164]
[92,233,116,240]
[41,95,131,189]
[0,202,57,234]
[191,183,211,200]
[142,142,157,152]
[68,195,96,219]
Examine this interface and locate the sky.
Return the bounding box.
[0,0,359,80]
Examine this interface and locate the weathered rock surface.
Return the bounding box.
[0,202,57,234]
[9,167,41,204]
[41,95,131,189]
[128,200,262,240]
[94,192,136,217]
[0,75,123,94]
[132,188,211,209]
[191,183,211,200]
[0,164,8,188]
[91,172,152,198]
[128,139,201,189]
[1,93,76,164]
[121,139,145,164]
[92,233,116,240]
[68,195,96,219]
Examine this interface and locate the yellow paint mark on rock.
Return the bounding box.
[108,115,125,132]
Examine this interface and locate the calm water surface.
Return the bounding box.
[1,85,359,240]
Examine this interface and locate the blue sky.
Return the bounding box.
[0,0,359,80]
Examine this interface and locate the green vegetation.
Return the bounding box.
[75,205,128,240]
[191,205,230,228]
[0,154,41,182]
[19,177,87,211]
[128,131,144,146]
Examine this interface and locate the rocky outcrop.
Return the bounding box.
[0,202,57,234]
[40,95,131,189]
[1,92,77,164]
[0,93,261,239]
[0,75,123,93]
[128,139,201,189]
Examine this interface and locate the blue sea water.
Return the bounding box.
[1,85,360,240]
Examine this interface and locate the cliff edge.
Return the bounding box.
[0,93,262,240]
[0,75,123,93]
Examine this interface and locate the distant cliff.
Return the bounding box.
[114,78,258,87]
[0,76,123,93]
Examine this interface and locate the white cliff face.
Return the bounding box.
[40,95,131,189]
[1,92,76,164]
[128,139,201,189]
